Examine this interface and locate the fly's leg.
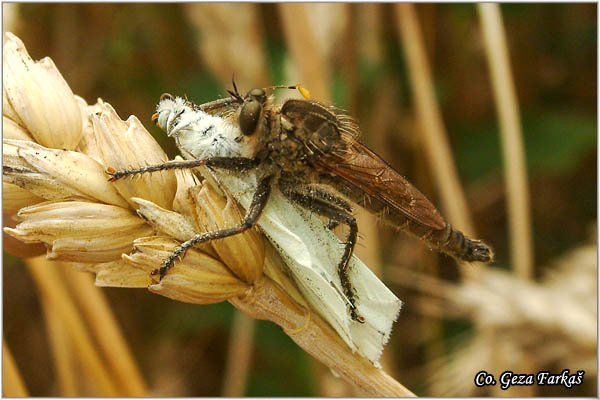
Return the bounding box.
[106,157,257,181]
[297,185,352,231]
[280,186,364,324]
[152,175,272,279]
[326,220,340,231]
[305,187,353,211]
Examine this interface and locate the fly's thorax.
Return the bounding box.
[251,107,311,175]
[279,99,349,161]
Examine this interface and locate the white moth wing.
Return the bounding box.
[213,169,401,365]
[155,97,402,365]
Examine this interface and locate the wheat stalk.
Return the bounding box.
[2,32,414,397]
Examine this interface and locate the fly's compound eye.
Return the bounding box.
[247,88,266,102]
[239,99,262,135]
[239,88,267,136]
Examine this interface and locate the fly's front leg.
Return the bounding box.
[152,175,273,279]
[106,157,257,181]
[280,187,364,323]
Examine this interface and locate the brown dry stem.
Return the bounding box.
[231,275,416,397]
[40,282,78,396]
[395,5,476,240]
[478,4,534,280]
[2,31,414,397]
[26,257,119,396]
[3,340,29,397]
[221,311,256,397]
[63,267,149,396]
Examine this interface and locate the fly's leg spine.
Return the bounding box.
[151,175,272,280]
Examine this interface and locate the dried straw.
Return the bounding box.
[4,32,414,397]
[40,285,77,396]
[63,266,148,396]
[478,4,534,279]
[394,4,476,242]
[278,3,330,102]
[183,7,268,392]
[3,340,29,397]
[184,3,269,88]
[231,276,416,397]
[26,257,119,396]
[278,5,386,396]
[392,243,597,396]
[221,311,255,396]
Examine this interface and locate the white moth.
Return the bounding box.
[154,96,402,366]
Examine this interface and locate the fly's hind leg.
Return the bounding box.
[298,186,353,231]
[280,186,364,323]
[152,175,272,279]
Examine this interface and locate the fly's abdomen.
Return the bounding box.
[379,204,494,263]
[429,224,494,263]
[317,174,494,263]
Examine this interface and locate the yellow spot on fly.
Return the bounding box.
[298,85,311,100]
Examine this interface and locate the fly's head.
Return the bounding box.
[151,82,310,161]
[228,80,311,136]
[227,82,271,140]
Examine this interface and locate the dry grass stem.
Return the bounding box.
[3,340,29,397]
[3,32,413,396]
[315,361,357,396]
[63,267,149,396]
[276,7,388,394]
[40,285,78,396]
[478,4,534,279]
[278,3,330,102]
[26,257,119,396]
[394,243,596,396]
[221,311,256,396]
[395,4,477,250]
[278,6,357,395]
[231,276,416,397]
[184,3,269,87]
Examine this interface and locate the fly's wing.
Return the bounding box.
[282,100,447,231]
[320,137,446,230]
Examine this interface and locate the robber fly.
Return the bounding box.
[107,81,493,323]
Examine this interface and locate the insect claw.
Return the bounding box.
[105,167,119,182]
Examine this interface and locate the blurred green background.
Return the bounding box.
[3,3,596,396]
